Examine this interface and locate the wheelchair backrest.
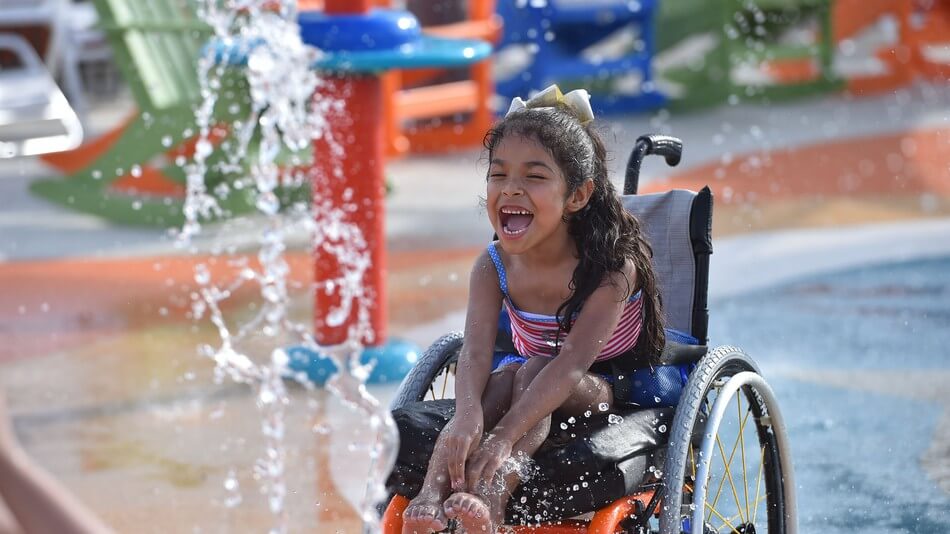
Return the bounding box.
[621,187,713,344]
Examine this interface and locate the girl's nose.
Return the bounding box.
[502,181,523,197]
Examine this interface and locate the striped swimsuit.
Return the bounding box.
[487,242,643,362]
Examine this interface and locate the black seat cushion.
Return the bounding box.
[386,399,677,523]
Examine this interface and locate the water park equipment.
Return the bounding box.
[380,136,796,533]
[0,33,83,158]
[494,0,666,114]
[658,0,840,109]
[831,0,950,95]
[908,0,950,80]
[833,0,916,95]
[32,0,261,227]
[278,0,492,383]
[379,0,501,156]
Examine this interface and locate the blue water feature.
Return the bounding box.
[710,256,950,532]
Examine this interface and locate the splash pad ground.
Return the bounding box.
[1,82,949,531]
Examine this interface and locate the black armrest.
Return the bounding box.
[658,340,707,366]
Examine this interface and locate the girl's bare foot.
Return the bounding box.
[402,494,447,534]
[443,492,495,533]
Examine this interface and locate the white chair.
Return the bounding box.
[0,0,96,120]
[0,33,83,158]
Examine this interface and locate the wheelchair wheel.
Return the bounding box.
[659,346,796,534]
[390,332,463,410]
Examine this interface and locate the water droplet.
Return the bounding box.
[195,139,213,159]
[161,135,174,147]
[598,402,609,411]
[130,164,142,178]
[608,414,624,424]
[194,264,211,285]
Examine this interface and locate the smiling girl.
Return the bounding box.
[402,86,665,534]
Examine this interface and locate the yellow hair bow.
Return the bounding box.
[505,84,595,125]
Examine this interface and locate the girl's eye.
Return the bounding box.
[527,174,546,180]
[489,173,506,180]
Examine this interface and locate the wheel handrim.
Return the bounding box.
[687,373,785,533]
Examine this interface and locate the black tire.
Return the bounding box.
[390,332,464,411]
[659,345,789,534]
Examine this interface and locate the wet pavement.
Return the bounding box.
[0,81,949,532]
[713,256,950,533]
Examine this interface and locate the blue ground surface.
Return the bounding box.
[710,256,950,532]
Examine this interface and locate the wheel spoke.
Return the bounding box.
[704,501,742,533]
[439,363,452,398]
[738,393,750,523]
[710,392,753,524]
[711,422,745,523]
[716,432,745,525]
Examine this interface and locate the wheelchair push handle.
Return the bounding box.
[624,134,683,195]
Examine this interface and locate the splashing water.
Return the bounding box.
[180,1,397,532]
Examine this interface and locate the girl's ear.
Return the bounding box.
[567,179,595,213]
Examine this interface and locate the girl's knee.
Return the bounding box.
[482,366,519,426]
[512,357,549,393]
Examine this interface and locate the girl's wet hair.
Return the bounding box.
[484,107,666,364]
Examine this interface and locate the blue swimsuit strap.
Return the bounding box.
[487,242,510,297]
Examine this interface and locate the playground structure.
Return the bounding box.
[831,0,950,95]
[495,0,666,114]
[281,0,491,379]
[656,0,841,109]
[33,0,262,227]
[378,0,501,157]
[655,0,949,107]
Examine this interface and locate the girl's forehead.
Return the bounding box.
[493,134,556,163]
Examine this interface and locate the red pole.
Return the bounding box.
[311,0,388,347]
[311,77,387,347]
[324,0,373,13]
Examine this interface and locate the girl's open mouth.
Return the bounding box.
[499,206,533,236]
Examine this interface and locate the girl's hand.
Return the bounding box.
[445,414,484,491]
[465,434,514,494]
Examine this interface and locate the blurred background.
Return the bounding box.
[0,0,948,532]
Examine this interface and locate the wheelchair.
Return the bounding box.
[381,136,797,534]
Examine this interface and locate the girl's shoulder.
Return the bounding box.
[471,246,504,288]
[603,258,639,299]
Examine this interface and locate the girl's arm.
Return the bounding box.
[444,250,504,490]
[454,250,504,417]
[490,269,632,446]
